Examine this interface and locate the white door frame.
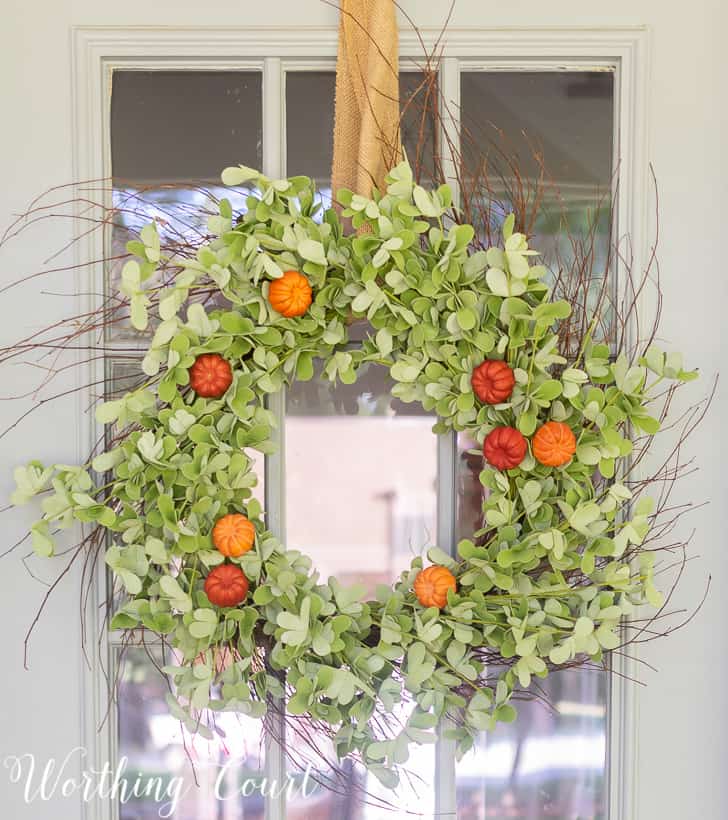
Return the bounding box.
[71,24,650,820]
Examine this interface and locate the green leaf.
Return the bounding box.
[413,185,438,217]
[298,239,327,266]
[486,268,509,297]
[277,597,311,646]
[375,328,393,357]
[456,307,477,331]
[221,165,259,186]
[576,444,601,466]
[95,400,123,425]
[31,520,54,557]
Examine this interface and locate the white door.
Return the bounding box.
[0,3,724,820]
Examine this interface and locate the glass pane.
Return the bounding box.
[285,360,437,593]
[286,71,335,208]
[285,70,437,207]
[111,71,262,185]
[286,722,435,819]
[399,70,438,183]
[117,647,266,820]
[109,70,262,339]
[456,669,608,820]
[460,70,614,345]
[456,71,613,818]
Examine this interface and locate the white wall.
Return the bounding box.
[0,1,725,818]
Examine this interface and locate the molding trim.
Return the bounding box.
[71,24,649,820]
[73,25,648,59]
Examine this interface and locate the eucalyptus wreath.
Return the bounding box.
[12,161,697,786]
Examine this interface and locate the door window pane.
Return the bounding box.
[109,70,262,339]
[285,70,437,204]
[286,71,335,207]
[117,648,266,820]
[286,717,435,819]
[456,71,613,819]
[285,361,437,593]
[284,70,440,592]
[456,670,608,820]
[111,71,262,184]
[460,70,614,347]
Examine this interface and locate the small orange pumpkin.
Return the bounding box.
[189,353,233,398]
[212,513,256,557]
[533,420,577,467]
[204,564,249,608]
[414,565,457,609]
[268,270,312,318]
[483,426,527,470]
[471,360,515,404]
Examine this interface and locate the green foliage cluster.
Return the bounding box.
[12,162,696,784]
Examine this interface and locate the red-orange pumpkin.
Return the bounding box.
[532,420,577,467]
[484,426,527,470]
[414,565,457,609]
[212,513,256,558]
[189,353,233,398]
[268,270,312,318]
[204,564,249,608]
[471,359,515,404]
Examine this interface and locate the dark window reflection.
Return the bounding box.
[286,70,438,207]
[460,71,615,345]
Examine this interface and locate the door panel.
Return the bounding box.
[0,9,722,820]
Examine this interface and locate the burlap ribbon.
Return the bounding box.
[331,0,402,203]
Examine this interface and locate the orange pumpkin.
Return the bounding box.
[268,270,312,317]
[483,426,527,470]
[212,513,256,557]
[189,353,233,398]
[471,360,515,404]
[204,564,249,608]
[533,420,577,467]
[414,565,457,609]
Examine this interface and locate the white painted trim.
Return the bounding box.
[73,25,648,59]
[71,24,649,820]
[72,25,115,820]
[607,26,651,820]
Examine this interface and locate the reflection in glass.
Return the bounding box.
[111,71,262,185]
[456,429,486,545]
[109,71,263,340]
[286,72,336,209]
[456,669,608,820]
[117,648,265,820]
[285,70,438,210]
[285,361,436,593]
[399,70,438,183]
[460,71,615,343]
[286,703,435,820]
